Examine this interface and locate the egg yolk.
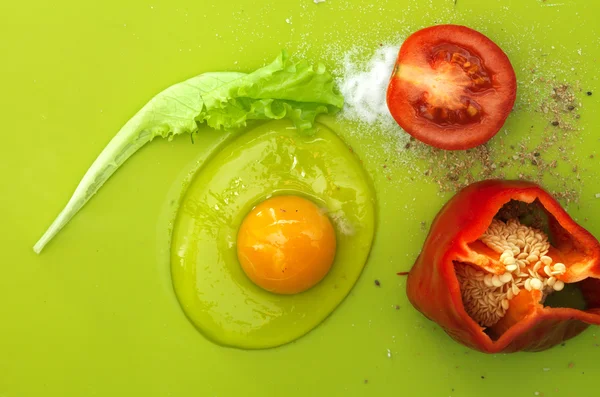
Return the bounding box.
[237,195,337,295]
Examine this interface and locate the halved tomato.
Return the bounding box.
[386,25,517,150]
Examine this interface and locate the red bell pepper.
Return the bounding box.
[406,179,600,353]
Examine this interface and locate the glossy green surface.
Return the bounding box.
[2,0,600,396]
[171,121,375,349]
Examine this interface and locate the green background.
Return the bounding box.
[1,0,599,396]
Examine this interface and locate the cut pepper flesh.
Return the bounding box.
[406,180,600,353]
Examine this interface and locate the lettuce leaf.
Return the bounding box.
[33,51,343,253]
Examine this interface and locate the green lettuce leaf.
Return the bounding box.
[33,51,343,254]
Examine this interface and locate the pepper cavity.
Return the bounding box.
[456,218,567,328]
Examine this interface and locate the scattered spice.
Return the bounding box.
[539,83,580,131]
[408,121,581,205]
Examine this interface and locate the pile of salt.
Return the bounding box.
[338,45,399,125]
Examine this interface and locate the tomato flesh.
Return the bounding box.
[415,44,492,126]
[432,45,493,91]
[387,25,517,150]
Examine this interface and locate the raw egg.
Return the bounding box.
[237,195,337,295]
[171,120,375,349]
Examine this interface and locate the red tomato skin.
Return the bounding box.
[387,25,517,150]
